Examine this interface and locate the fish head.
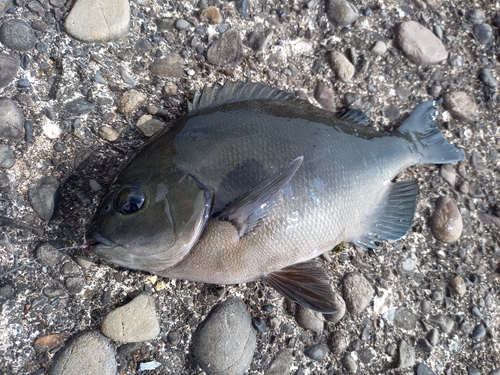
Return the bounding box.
[90,169,211,273]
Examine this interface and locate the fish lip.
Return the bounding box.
[88,230,117,249]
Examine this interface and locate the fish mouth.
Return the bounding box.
[88,230,117,250]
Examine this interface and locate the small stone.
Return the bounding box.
[443,91,478,123]
[417,338,433,354]
[66,277,85,294]
[382,104,400,120]
[295,305,324,333]
[468,8,485,24]
[149,54,184,78]
[116,89,147,114]
[325,0,359,27]
[440,164,456,187]
[473,23,492,45]
[235,0,249,16]
[328,330,349,355]
[371,40,387,55]
[76,256,94,269]
[265,349,293,375]
[416,363,437,375]
[48,331,116,375]
[393,308,417,330]
[327,51,355,82]
[429,314,455,334]
[430,197,463,243]
[200,6,221,24]
[314,81,336,113]
[304,344,328,361]
[0,145,14,169]
[190,297,256,375]
[65,97,95,115]
[0,54,20,88]
[36,243,65,266]
[0,19,36,51]
[397,340,415,368]
[136,115,165,137]
[253,317,268,333]
[479,68,497,88]
[396,21,447,65]
[323,291,346,324]
[0,0,12,16]
[0,98,24,139]
[42,117,62,139]
[28,176,60,221]
[471,324,486,340]
[175,18,190,31]
[34,333,66,352]
[43,286,66,298]
[98,126,120,142]
[247,29,274,52]
[449,276,466,296]
[138,361,161,371]
[134,38,153,54]
[101,294,160,342]
[65,0,130,42]
[342,272,374,315]
[471,305,482,317]
[489,369,500,375]
[420,299,431,314]
[468,366,481,375]
[340,353,357,373]
[207,29,244,67]
[0,284,14,298]
[427,328,439,346]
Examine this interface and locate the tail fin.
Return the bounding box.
[398,101,464,164]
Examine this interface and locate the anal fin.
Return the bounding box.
[355,180,419,249]
[263,260,339,313]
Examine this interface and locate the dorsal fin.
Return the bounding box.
[338,108,370,126]
[188,81,310,113]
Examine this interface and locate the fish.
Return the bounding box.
[90,81,464,313]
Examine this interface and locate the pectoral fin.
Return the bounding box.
[218,156,303,237]
[263,260,339,313]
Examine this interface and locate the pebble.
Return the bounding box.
[489,369,500,375]
[468,366,481,375]
[0,144,14,169]
[323,291,346,323]
[43,286,66,298]
[0,0,12,16]
[342,272,374,315]
[0,284,14,298]
[134,38,153,54]
[314,81,336,113]
[101,294,160,342]
[265,348,293,375]
[397,340,415,368]
[206,29,244,67]
[393,308,417,330]
[449,276,466,296]
[235,0,249,16]
[371,40,387,55]
[116,89,147,114]
[0,98,24,139]
[28,176,60,220]
[190,297,256,375]
[473,23,492,45]
[427,328,439,346]
[136,115,165,137]
[48,331,116,375]
[175,18,190,31]
[340,353,357,373]
[430,197,463,243]
[149,53,184,78]
[440,164,456,187]
[325,0,358,27]
[36,242,65,266]
[65,97,95,115]
[443,91,478,123]
[247,29,274,52]
[65,0,130,42]
[471,305,482,317]
[34,333,66,352]
[253,317,268,333]
[417,338,433,354]
[304,344,328,361]
[98,126,120,142]
[0,54,19,88]
[295,305,324,333]
[416,363,437,375]
[138,361,161,371]
[396,21,447,65]
[65,277,85,294]
[420,299,431,314]
[383,104,400,120]
[429,314,455,334]
[468,8,485,24]
[42,117,62,139]
[0,19,36,51]
[328,330,349,355]
[471,324,486,340]
[479,68,497,88]
[200,6,221,24]
[327,51,355,82]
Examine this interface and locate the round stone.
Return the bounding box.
[0,98,24,139]
[98,126,120,142]
[325,0,358,27]
[443,91,478,123]
[342,272,374,315]
[206,29,244,67]
[0,144,15,168]
[0,19,36,51]
[449,276,467,296]
[327,50,355,82]
[430,197,463,243]
[116,89,147,114]
[0,54,20,88]
[396,21,447,65]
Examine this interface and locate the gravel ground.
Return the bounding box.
[1,0,499,374]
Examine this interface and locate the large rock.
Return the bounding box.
[396,21,447,65]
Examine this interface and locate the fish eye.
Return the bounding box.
[113,186,146,215]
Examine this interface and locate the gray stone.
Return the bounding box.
[304,344,328,361]
[397,340,415,368]
[328,330,349,355]
[207,29,244,67]
[65,97,95,115]
[468,366,481,375]
[149,54,184,78]
[65,0,130,42]
[342,272,374,315]
[443,91,478,123]
[429,314,455,334]
[396,21,447,65]
[175,18,190,30]
[0,0,13,17]
[48,331,116,375]
[314,81,336,113]
[489,369,500,375]
[473,23,492,45]
[371,40,387,55]
[449,276,466,296]
[101,294,160,342]
[416,363,437,375]
[0,144,14,169]
[43,286,66,298]
[136,115,165,137]
[325,0,358,27]
[340,353,357,373]
[468,8,485,24]
[440,164,456,187]
[0,54,20,88]
[430,197,463,243]
[479,68,497,88]
[190,297,256,375]
[295,305,324,333]
[327,51,355,82]
[265,349,293,375]
[427,328,439,346]
[28,176,60,221]
[248,29,274,52]
[0,98,24,139]
[116,89,147,114]
[393,308,417,331]
[65,277,85,294]
[98,126,120,142]
[0,284,14,298]
[471,324,486,340]
[0,19,36,51]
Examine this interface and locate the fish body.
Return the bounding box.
[91,82,463,312]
